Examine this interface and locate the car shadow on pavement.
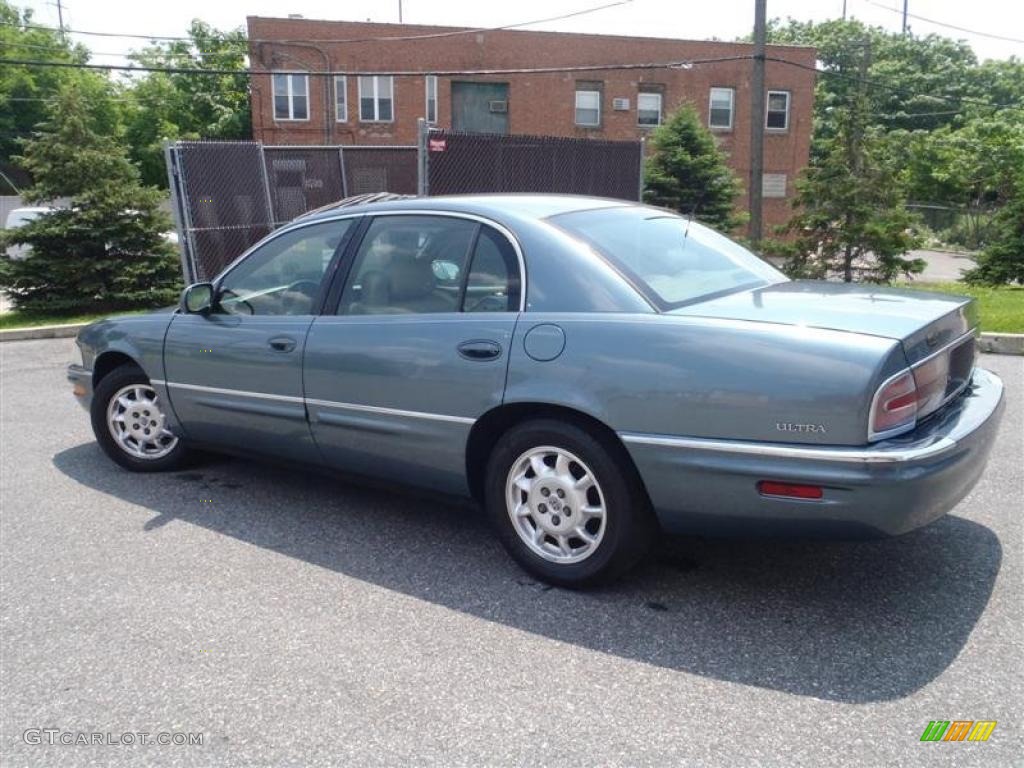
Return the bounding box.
[53,443,1002,705]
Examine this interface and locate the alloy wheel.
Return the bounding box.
[106,384,179,460]
[505,445,607,564]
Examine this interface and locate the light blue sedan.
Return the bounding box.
[68,195,1005,587]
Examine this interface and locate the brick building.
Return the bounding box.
[247,16,815,227]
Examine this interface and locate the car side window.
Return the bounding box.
[217,220,352,316]
[462,226,520,312]
[339,216,477,315]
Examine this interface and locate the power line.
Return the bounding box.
[861,0,1024,45]
[0,0,633,46]
[4,53,1017,114]
[0,39,247,60]
[0,54,742,77]
[766,55,1024,112]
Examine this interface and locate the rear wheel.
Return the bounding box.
[484,419,655,587]
[90,363,189,472]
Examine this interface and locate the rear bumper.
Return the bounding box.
[621,368,1005,537]
[67,364,92,410]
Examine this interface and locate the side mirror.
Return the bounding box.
[181,282,215,314]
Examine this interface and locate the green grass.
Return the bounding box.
[0,308,147,330]
[899,282,1024,334]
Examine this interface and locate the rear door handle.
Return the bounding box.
[457,340,502,361]
[268,336,297,353]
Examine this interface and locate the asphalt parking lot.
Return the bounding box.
[1,338,1021,767]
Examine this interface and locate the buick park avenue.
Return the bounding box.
[67,195,1004,586]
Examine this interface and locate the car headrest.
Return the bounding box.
[360,270,390,308]
[388,254,435,301]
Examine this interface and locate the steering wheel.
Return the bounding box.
[287,279,321,298]
[218,288,254,316]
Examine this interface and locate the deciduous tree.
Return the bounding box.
[123,20,250,187]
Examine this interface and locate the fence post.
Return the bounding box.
[258,143,276,229]
[338,146,348,198]
[637,136,646,202]
[416,118,429,197]
[164,141,196,284]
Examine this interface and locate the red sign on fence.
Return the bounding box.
[428,137,447,152]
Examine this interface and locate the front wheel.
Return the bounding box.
[90,363,189,472]
[484,419,656,588]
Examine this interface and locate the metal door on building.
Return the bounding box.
[451,82,509,134]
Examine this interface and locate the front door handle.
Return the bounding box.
[268,336,297,353]
[457,340,502,361]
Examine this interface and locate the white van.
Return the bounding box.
[3,206,179,260]
[4,206,56,260]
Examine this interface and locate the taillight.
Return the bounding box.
[912,353,951,418]
[870,371,918,438]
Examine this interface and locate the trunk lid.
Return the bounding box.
[673,280,979,433]
[670,280,977,363]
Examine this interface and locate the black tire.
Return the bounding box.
[90,363,190,472]
[484,418,656,588]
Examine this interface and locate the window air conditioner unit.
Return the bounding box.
[612,97,630,111]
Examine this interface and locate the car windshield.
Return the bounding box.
[550,206,787,309]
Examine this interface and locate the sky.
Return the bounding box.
[18,0,1024,65]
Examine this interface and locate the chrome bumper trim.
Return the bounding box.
[620,368,1003,465]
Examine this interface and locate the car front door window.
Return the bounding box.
[217,220,352,316]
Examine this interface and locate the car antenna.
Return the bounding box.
[684,199,700,240]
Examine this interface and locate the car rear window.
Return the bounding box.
[549,206,786,309]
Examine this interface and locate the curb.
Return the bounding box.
[0,324,1021,355]
[977,332,1024,356]
[0,322,87,342]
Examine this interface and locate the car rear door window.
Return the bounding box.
[462,226,520,312]
[339,216,478,315]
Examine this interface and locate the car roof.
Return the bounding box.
[299,193,639,226]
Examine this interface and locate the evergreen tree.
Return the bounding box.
[771,51,924,283]
[0,83,182,313]
[965,169,1024,285]
[643,105,742,230]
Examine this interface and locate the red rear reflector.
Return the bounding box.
[757,481,824,500]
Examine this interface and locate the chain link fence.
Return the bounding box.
[422,127,643,202]
[167,141,417,281]
[166,141,274,283]
[167,130,641,283]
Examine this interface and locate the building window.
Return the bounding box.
[273,72,309,121]
[359,75,394,122]
[425,75,438,123]
[334,76,347,122]
[766,90,790,130]
[708,87,734,130]
[637,92,662,126]
[575,88,601,127]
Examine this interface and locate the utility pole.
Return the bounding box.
[842,40,872,282]
[398,0,404,23]
[749,0,766,247]
[55,0,66,42]
[901,0,908,33]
